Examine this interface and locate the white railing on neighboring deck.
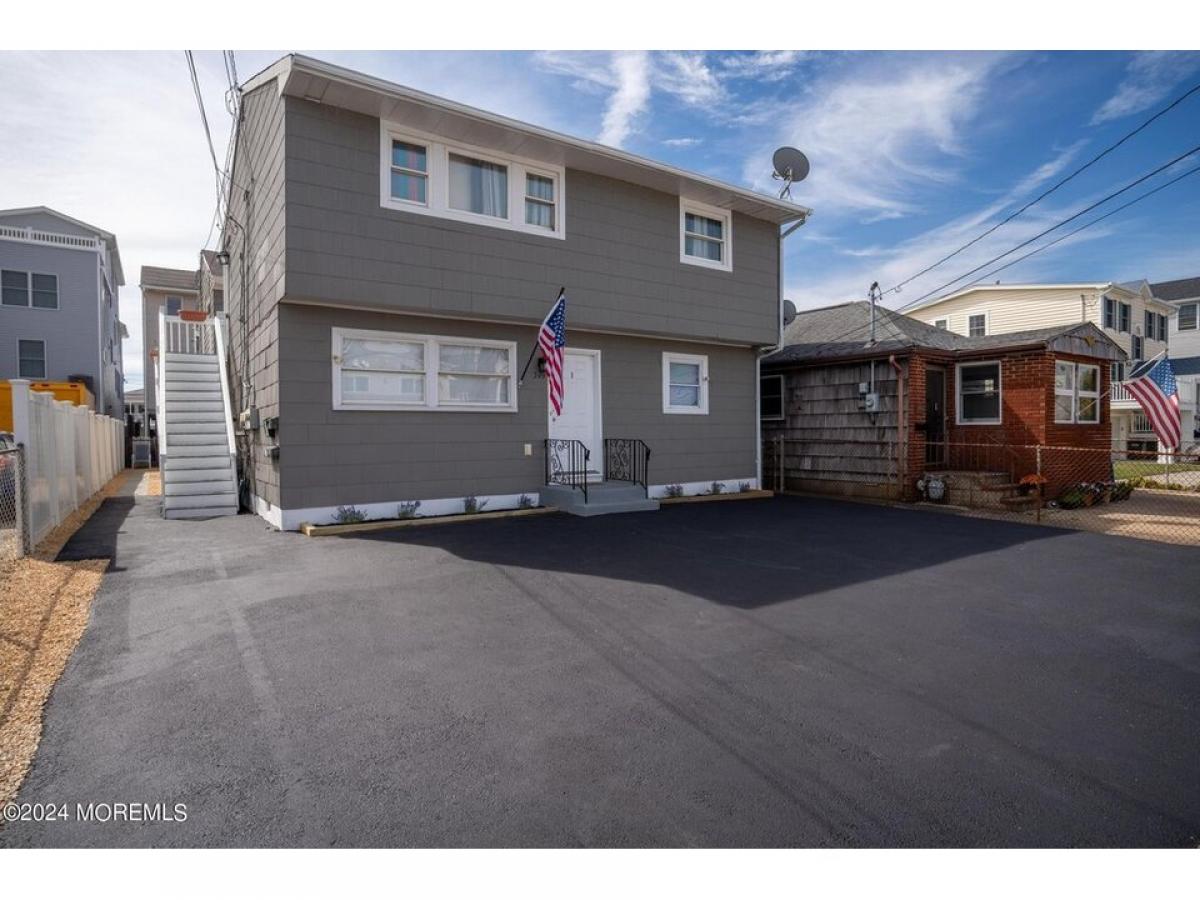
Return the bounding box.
[0,224,103,252]
[1111,381,1132,402]
[213,314,238,456]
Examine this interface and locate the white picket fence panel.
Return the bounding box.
[9,379,125,547]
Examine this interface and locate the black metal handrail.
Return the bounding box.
[603,438,651,497]
[545,438,591,503]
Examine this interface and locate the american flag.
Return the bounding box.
[539,289,567,416]
[1124,355,1181,449]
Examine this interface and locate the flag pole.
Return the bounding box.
[519,287,565,386]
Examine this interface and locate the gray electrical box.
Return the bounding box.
[863,392,880,413]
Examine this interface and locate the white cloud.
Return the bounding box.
[719,51,805,81]
[1091,51,1200,124]
[747,53,1008,222]
[663,137,702,148]
[599,51,652,147]
[655,52,724,107]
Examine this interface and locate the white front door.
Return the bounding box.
[548,349,602,480]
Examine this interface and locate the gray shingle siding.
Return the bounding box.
[277,304,758,510]
[281,98,780,347]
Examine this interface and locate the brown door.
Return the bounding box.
[925,367,946,465]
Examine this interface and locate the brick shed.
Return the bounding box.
[762,301,1127,500]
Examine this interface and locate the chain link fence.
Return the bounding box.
[1,446,28,561]
[765,436,1200,546]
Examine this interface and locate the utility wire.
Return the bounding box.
[185,50,222,191]
[884,79,1200,297]
[959,162,1200,288]
[896,142,1200,311]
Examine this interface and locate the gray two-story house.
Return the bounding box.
[222,55,809,529]
[0,206,126,417]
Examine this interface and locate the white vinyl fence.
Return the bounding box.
[9,379,125,550]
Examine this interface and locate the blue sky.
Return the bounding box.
[1,50,1197,388]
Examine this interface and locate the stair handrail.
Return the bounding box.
[603,438,652,498]
[156,307,168,467]
[212,313,237,458]
[545,438,590,504]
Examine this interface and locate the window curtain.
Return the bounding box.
[450,154,508,218]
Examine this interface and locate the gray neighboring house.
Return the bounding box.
[0,206,126,416]
[222,54,810,529]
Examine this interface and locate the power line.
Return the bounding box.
[884,79,1200,297]
[958,162,1200,288]
[896,142,1200,311]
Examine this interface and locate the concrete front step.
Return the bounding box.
[542,482,659,517]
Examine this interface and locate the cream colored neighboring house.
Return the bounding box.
[907,282,1177,451]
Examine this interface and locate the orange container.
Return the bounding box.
[0,380,95,432]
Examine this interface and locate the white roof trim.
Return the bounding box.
[242,54,812,227]
[0,205,124,284]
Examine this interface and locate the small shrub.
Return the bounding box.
[738,482,752,493]
[397,500,421,519]
[709,481,725,495]
[664,484,684,498]
[517,494,535,509]
[334,505,367,524]
[463,495,488,514]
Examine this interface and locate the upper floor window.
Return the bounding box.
[2,270,58,309]
[18,339,46,378]
[1103,296,1116,329]
[760,374,784,421]
[1118,302,1131,333]
[380,124,564,239]
[968,313,987,337]
[166,296,182,315]
[934,318,949,330]
[1054,361,1099,424]
[1131,334,1143,361]
[1156,312,1168,343]
[679,199,732,272]
[1179,302,1198,331]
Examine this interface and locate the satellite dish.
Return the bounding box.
[782,299,798,327]
[772,147,810,184]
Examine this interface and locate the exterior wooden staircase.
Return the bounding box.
[156,312,239,519]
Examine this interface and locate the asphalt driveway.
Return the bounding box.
[3,495,1198,847]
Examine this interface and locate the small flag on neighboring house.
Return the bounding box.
[1124,354,1181,449]
[538,289,567,416]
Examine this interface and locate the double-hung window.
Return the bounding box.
[968,313,987,337]
[380,124,564,238]
[332,327,516,412]
[934,318,949,330]
[389,140,429,205]
[1118,302,1131,333]
[1179,302,1198,331]
[1156,312,1168,343]
[956,361,1001,424]
[1145,310,1155,340]
[1103,296,1117,329]
[2,270,29,306]
[663,352,709,414]
[1055,361,1099,424]
[760,374,784,421]
[680,200,732,272]
[18,339,46,378]
[1131,334,1143,361]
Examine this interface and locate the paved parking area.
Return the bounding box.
[2,495,1198,847]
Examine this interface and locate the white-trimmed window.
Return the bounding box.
[18,339,46,378]
[1179,302,1198,331]
[680,199,732,272]
[956,361,1001,424]
[967,313,987,337]
[379,123,564,239]
[1131,334,1143,361]
[1055,361,1100,424]
[1,270,57,309]
[1103,296,1117,329]
[1118,302,1131,333]
[760,374,784,421]
[663,352,709,414]
[332,327,517,412]
[1156,312,1168,343]
[934,318,949,330]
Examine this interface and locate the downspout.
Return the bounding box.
[889,354,906,499]
[756,213,809,488]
